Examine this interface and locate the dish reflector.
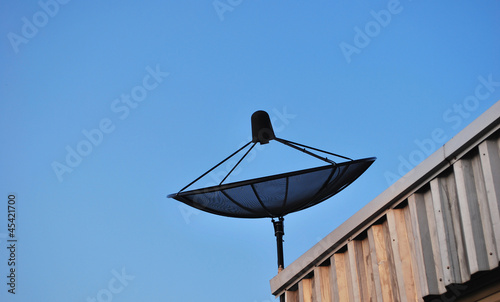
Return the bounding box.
[168,157,375,218]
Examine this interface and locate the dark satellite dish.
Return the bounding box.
[169,158,374,219]
[168,110,375,296]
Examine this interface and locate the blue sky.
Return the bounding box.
[1,1,499,301]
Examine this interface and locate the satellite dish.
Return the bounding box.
[168,110,375,279]
[168,158,375,218]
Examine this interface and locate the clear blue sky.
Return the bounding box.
[1,1,499,301]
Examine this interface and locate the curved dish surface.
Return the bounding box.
[168,157,376,218]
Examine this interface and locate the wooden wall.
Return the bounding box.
[279,130,500,301]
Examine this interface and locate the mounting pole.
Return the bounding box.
[272,217,285,272]
[272,217,285,302]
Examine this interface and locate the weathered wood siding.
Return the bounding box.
[271,102,500,301]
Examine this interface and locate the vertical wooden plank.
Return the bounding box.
[453,158,479,274]
[313,266,332,302]
[320,266,332,302]
[355,239,370,301]
[401,206,421,302]
[344,248,356,301]
[387,208,419,301]
[408,187,452,294]
[479,139,500,259]
[454,157,490,274]
[332,253,350,302]
[473,144,500,269]
[444,171,470,282]
[319,265,332,302]
[423,189,447,294]
[299,278,313,302]
[472,154,498,269]
[361,237,378,302]
[383,220,401,301]
[311,277,317,302]
[406,194,428,298]
[364,232,382,302]
[386,209,409,302]
[285,289,299,302]
[430,177,457,285]
[329,255,340,302]
[347,241,362,301]
[313,267,322,302]
[368,224,395,302]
